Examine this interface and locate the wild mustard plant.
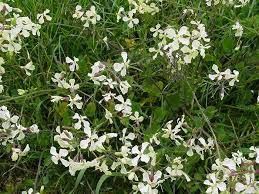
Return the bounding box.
[0,0,258,193]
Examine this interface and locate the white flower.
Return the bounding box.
[116,7,124,22]
[222,158,236,171]
[150,24,162,37]
[103,36,108,48]
[232,150,245,165]
[88,61,107,85]
[105,109,113,124]
[137,170,163,194]
[11,144,30,161]
[204,173,226,194]
[91,61,105,73]
[51,96,64,103]
[194,137,214,160]
[89,74,107,85]
[129,111,144,124]
[235,0,251,8]
[119,130,135,149]
[235,173,257,193]
[80,126,106,152]
[225,70,239,86]
[0,57,5,72]
[119,128,135,146]
[73,5,101,28]
[66,56,79,72]
[68,94,83,109]
[183,9,194,15]
[95,160,111,175]
[232,21,243,37]
[21,188,34,194]
[1,30,22,53]
[122,9,139,28]
[52,71,66,88]
[20,61,35,76]
[63,79,80,92]
[82,6,101,28]
[113,52,130,77]
[165,157,190,182]
[101,91,116,102]
[22,186,43,194]
[50,146,69,167]
[198,137,214,151]
[162,120,184,145]
[54,127,74,149]
[37,9,52,24]
[115,95,132,116]
[151,21,210,68]
[209,64,223,81]
[149,133,160,145]
[119,80,131,94]
[73,5,84,19]
[67,157,88,176]
[29,124,40,133]
[10,124,26,141]
[17,89,28,95]
[249,146,259,163]
[149,43,164,60]
[103,78,117,89]
[131,142,150,166]
[209,65,239,99]
[0,106,19,129]
[72,113,89,129]
[0,3,13,15]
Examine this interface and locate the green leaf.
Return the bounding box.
[222,37,235,53]
[165,93,182,111]
[142,80,163,97]
[204,106,217,120]
[69,169,86,194]
[55,102,68,116]
[85,101,96,117]
[95,173,123,194]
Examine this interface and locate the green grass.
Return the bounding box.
[0,0,259,193]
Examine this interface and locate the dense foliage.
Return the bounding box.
[0,0,258,193]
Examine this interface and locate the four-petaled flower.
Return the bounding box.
[50,146,69,167]
[114,52,130,77]
[131,142,150,166]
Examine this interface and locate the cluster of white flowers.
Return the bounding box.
[0,1,256,193]
[204,147,259,193]
[209,64,239,99]
[232,21,243,50]
[22,186,44,194]
[88,51,133,118]
[117,0,161,28]
[206,0,250,7]
[48,49,221,193]
[156,115,215,160]
[50,54,123,175]
[149,21,210,72]
[73,5,101,28]
[0,5,41,52]
[0,2,49,92]
[0,106,39,161]
[51,57,83,109]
